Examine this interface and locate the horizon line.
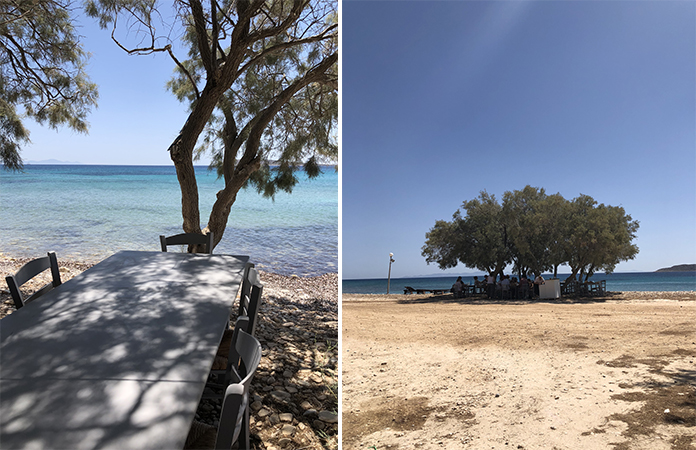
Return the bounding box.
[343,269,696,281]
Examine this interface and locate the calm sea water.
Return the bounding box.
[0,165,337,276]
[344,272,696,294]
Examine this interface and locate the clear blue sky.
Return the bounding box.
[21,16,199,166]
[342,1,696,279]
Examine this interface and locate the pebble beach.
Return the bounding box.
[0,254,338,450]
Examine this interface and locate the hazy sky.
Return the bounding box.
[21,16,197,166]
[342,1,696,279]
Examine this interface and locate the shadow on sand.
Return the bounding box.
[395,292,628,306]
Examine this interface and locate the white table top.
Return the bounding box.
[1,251,249,449]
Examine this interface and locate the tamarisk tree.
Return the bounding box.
[86,0,337,251]
[422,187,639,281]
[1,0,98,170]
[562,195,639,283]
[422,191,511,279]
[502,186,567,277]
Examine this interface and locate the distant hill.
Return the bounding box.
[655,264,696,273]
[26,159,81,165]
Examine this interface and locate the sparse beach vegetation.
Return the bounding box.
[342,292,696,449]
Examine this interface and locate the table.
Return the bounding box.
[0,251,249,449]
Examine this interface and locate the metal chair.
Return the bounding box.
[519,280,530,299]
[216,266,263,361]
[599,280,607,296]
[237,263,255,315]
[184,330,262,450]
[159,232,213,254]
[237,266,263,336]
[501,283,511,299]
[5,252,61,309]
[207,268,263,393]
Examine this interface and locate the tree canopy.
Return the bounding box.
[0,0,98,170]
[86,0,337,250]
[422,186,639,282]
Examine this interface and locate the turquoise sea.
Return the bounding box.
[344,272,696,294]
[0,165,337,276]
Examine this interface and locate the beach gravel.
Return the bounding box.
[0,254,337,450]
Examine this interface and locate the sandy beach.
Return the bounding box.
[1,254,338,450]
[342,292,696,450]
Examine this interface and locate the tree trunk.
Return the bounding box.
[577,267,584,283]
[203,52,337,251]
[168,82,230,239]
[206,160,259,249]
[565,266,580,284]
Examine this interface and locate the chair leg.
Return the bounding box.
[240,405,251,450]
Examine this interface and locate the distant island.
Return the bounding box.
[25,159,81,165]
[655,264,696,272]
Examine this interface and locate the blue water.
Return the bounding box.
[0,165,337,276]
[344,272,696,294]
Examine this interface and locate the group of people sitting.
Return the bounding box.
[452,273,545,299]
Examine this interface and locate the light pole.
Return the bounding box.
[387,253,395,294]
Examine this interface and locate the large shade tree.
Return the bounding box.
[422,186,639,281]
[0,0,98,170]
[502,186,568,277]
[562,195,639,283]
[502,186,551,277]
[422,191,511,278]
[86,0,337,251]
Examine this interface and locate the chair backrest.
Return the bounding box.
[159,232,213,254]
[237,267,263,337]
[5,252,61,309]
[215,330,262,450]
[225,283,262,380]
[238,263,255,311]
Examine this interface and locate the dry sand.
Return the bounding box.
[342,292,696,450]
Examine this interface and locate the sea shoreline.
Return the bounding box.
[1,164,338,278]
[342,291,696,301]
[343,271,696,294]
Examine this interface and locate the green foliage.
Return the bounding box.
[422,218,461,270]
[422,186,639,280]
[423,191,511,276]
[563,196,639,282]
[244,156,324,199]
[179,1,338,196]
[0,0,98,170]
[84,0,337,247]
[0,101,28,169]
[246,161,297,198]
[502,187,569,277]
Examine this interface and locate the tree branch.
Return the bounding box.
[236,51,336,174]
[236,26,336,78]
[190,0,214,77]
[246,0,305,42]
[210,0,219,72]
[166,45,201,99]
